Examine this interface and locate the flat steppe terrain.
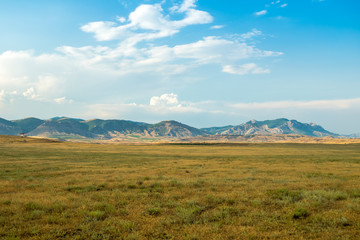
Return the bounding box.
[0,135,359,239]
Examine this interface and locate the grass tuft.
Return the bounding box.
[292,207,309,219]
[87,210,106,221]
[25,202,43,211]
[147,207,162,216]
[267,188,303,203]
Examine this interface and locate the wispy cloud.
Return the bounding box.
[0,90,17,103]
[222,63,270,75]
[255,10,268,16]
[210,25,225,30]
[230,98,360,110]
[240,29,262,40]
[265,1,288,14]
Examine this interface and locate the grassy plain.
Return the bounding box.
[0,135,360,239]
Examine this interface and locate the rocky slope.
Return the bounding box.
[146,120,206,138]
[202,118,337,137]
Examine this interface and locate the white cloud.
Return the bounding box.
[54,97,66,104]
[255,10,267,16]
[81,1,213,45]
[150,93,180,107]
[210,25,225,30]
[0,90,18,103]
[23,87,40,100]
[148,93,202,113]
[51,35,282,76]
[280,3,288,8]
[240,29,262,40]
[173,36,282,64]
[116,16,126,23]
[0,51,33,88]
[0,34,282,107]
[54,96,72,104]
[222,63,270,75]
[36,75,63,97]
[18,74,65,102]
[177,0,197,12]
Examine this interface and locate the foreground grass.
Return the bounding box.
[0,136,360,239]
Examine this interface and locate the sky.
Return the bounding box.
[0,0,359,134]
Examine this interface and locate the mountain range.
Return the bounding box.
[202,118,337,137]
[0,117,349,141]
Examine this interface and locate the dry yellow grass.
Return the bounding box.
[0,135,359,239]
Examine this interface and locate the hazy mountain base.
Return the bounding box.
[178,134,360,144]
[47,134,360,144]
[4,134,360,146]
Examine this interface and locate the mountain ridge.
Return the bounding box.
[0,117,352,141]
[201,118,336,137]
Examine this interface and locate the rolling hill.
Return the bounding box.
[0,118,22,135]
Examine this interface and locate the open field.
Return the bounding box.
[0,135,360,239]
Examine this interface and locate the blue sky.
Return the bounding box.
[0,0,359,134]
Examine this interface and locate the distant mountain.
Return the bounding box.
[0,117,341,140]
[2,117,205,140]
[0,118,22,135]
[13,117,45,133]
[28,118,97,139]
[202,118,338,137]
[146,120,206,138]
[84,119,148,136]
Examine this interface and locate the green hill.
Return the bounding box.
[145,120,206,137]
[13,117,44,133]
[0,118,22,135]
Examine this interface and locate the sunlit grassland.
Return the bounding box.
[0,136,360,239]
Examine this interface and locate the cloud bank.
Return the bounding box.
[0,0,282,108]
